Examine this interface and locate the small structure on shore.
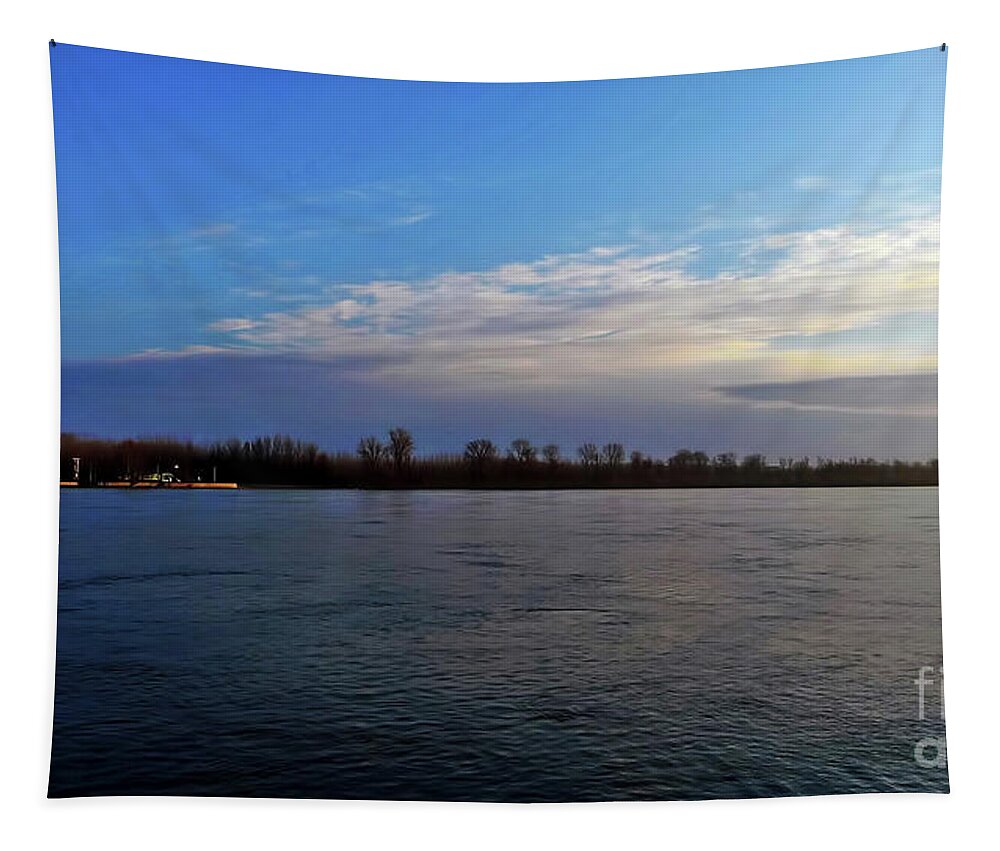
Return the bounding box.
[61,481,237,489]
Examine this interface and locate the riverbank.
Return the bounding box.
[59,481,936,491]
[60,482,237,489]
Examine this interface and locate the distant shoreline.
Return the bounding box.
[61,433,939,491]
[60,482,938,492]
[60,481,237,489]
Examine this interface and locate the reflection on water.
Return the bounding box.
[50,488,947,800]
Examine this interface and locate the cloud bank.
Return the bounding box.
[66,213,939,456]
[186,214,938,397]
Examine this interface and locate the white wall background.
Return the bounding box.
[0,2,995,848]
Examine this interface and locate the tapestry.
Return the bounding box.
[49,43,948,801]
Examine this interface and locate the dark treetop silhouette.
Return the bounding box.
[61,433,938,489]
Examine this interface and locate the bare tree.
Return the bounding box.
[509,438,537,465]
[601,443,625,468]
[357,436,385,472]
[578,443,600,468]
[464,438,498,477]
[542,444,561,466]
[388,427,415,474]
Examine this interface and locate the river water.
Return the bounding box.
[50,487,948,800]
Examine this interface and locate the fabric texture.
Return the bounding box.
[49,44,948,801]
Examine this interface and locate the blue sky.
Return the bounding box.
[52,44,946,457]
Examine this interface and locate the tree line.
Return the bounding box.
[60,432,939,489]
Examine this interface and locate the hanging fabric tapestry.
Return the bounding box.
[49,43,949,801]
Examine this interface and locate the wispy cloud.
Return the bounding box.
[113,344,232,361]
[183,215,936,409]
[388,208,433,227]
[207,318,259,333]
[717,373,937,416]
[258,181,436,236]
